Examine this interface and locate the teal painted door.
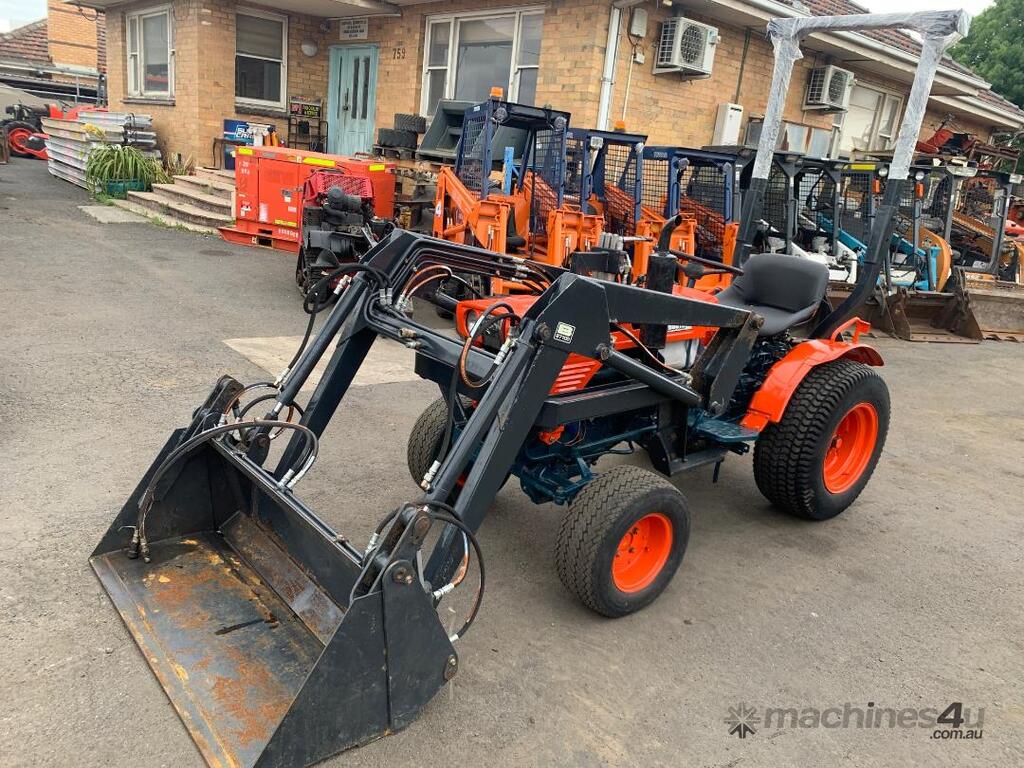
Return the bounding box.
[328,45,378,156]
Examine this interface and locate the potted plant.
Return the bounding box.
[85,143,168,198]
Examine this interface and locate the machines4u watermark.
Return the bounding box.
[725,701,983,740]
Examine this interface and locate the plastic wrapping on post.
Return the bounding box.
[751,10,971,182]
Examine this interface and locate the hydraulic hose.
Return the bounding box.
[129,420,318,562]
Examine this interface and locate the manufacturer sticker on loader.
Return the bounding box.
[554,322,575,344]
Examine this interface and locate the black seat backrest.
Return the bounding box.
[728,254,829,312]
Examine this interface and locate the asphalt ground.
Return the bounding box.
[1,158,1022,767]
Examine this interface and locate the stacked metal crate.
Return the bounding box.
[40,111,160,189]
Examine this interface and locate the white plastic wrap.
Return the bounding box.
[752,10,972,182]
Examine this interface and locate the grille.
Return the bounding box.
[806,69,827,104]
[641,156,670,215]
[602,141,640,233]
[679,163,728,261]
[563,135,584,209]
[456,111,488,196]
[839,170,873,246]
[761,163,790,241]
[678,24,706,66]
[526,128,566,235]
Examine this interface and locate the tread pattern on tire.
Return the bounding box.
[4,120,38,156]
[555,465,682,616]
[394,113,427,133]
[407,397,449,484]
[753,358,888,519]
[378,127,417,149]
[407,396,472,484]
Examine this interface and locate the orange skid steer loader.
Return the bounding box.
[432,96,602,295]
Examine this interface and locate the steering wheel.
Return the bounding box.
[668,248,744,277]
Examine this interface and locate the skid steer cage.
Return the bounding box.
[92,228,760,768]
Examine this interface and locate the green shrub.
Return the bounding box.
[85,143,170,195]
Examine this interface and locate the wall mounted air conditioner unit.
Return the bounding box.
[653,17,718,77]
[804,65,855,111]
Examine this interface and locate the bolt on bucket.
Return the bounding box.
[91,380,457,768]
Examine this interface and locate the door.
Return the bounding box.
[328,45,378,156]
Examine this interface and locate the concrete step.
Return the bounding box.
[111,198,220,235]
[123,190,234,230]
[195,166,237,185]
[173,173,235,200]
[153,182,232,215]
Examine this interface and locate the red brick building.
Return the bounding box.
[72,0,1024,164]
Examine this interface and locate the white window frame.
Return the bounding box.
[125,5,174,99]
[419,6,544,116]
[836,83,905,156]
[235,7,289,110]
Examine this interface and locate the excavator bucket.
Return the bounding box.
[90,380,457,768]
[960,271,1024,341]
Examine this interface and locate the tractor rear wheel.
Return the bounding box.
[753,358,889,520]
[555,466,690,617]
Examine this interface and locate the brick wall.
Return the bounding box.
[101,0,1007,164]
[47,0,103,71]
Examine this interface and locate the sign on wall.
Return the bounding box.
[339,18,368,40]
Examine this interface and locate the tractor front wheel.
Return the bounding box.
[555,465,690,617]
[753,358,889,520]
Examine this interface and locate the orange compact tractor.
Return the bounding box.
[90,10,963,768]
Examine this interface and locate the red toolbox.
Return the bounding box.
[220,146,395,253]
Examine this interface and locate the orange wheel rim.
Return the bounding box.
[8,127,32,153]
[612,513,673,593]
[823,402,878,494]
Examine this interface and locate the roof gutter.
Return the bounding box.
[0,60,100,78]
[931,93,1024,129]
[712,0,990,93]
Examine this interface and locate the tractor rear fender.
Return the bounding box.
[741,318,883,432]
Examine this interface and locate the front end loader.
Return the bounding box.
[92,9,969,768]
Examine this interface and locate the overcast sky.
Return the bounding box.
[0,0,999,34]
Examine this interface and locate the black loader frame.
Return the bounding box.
[92,232,759,768]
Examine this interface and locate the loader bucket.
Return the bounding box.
[961,274,1024,341]
[91,427,457,768]
[824,282,982,343]
[869,287,983,343]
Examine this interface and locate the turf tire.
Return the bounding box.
[753,359,889,520]
[555,466,690,618]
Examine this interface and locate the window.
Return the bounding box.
[236,9,287,109]
[421,8,544,116]
[744,118,840,158]
[837,84,904,155]
[126,6,173,98]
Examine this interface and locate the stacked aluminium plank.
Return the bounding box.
[41,111,160,189]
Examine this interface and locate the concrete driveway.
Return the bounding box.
[1,159,1022,767]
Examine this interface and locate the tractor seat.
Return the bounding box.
[715,253,829,337]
